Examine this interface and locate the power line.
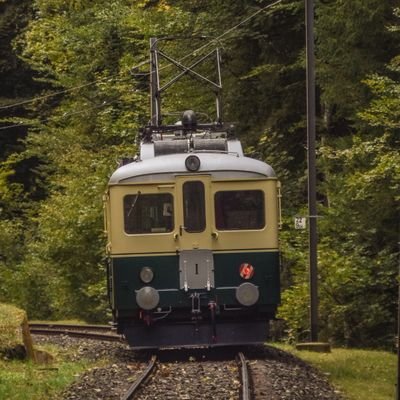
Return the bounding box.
[156,0,282,74]
[188,0,282,56]
[0,60,148,111]
[0,122,27,131]
[0,79,107,111]
[52,99,121,119]
[0,99,120,131]
[0,0,282,128]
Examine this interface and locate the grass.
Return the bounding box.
[0,356,92,400]
[0,309,99,400]
[0,338,102,400]
[273,343,397,400]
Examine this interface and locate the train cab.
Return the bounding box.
[104,131,281,348]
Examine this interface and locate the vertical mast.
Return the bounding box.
[215,48,223,124]
[306,0,318,342]
[150,38,161,126]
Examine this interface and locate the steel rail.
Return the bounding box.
[121,355,157,400]
[29,323,111,331]
[238,352,251,400]
[29,327,123,342]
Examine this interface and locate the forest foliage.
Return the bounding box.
[0,0,399,346]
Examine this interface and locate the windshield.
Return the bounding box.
[214,190,265,230]
[124,193,174,234]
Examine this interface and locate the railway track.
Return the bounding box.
[32,330,341,400]
[29,322,111,331]
[238,352,251,400]
[28,326,256,399]
[121,355,157,400]
[29,325,333,399]
[120,351,252,400]
[29,322,123,342]
[30,325,253,399]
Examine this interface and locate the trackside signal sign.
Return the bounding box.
[294,217,307,230]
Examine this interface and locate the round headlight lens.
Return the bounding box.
[236,282,259,306]
[140,267,154,283]
[185,155,201,172]
[136,286,160,310]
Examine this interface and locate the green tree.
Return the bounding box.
[0,0,398,346]
[1,0,196,319]
[277,4,399,346]
[316,0,399,133]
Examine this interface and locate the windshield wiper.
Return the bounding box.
[127,191,141,217]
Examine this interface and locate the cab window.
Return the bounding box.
[183,181,206,232]
[124,193,173,234]
[214,190,265,230]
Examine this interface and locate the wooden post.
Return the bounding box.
[21,315,36,362]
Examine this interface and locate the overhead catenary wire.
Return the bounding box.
[0,60,149,111]
[182,0,282,59]
[0,99,120,131]
[0,70,143,130]
[0,0,282,130]
[154,0,282,75]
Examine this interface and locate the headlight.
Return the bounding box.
[140,267,154,283]
[185,155,201,172]
[236,282,259,306]
[136,286,160,310]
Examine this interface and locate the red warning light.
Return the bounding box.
[239,263,255,280]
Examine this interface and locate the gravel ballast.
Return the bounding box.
[32,335,343,399]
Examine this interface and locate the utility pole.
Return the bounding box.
[397,239,400,400]
[305,0,318,342]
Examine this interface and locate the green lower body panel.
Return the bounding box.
[109,251,280,310]
[109,250,280,347]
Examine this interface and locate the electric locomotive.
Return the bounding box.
[104,39,281,348]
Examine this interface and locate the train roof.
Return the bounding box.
[109,146,276,184]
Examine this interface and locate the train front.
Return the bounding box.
[104,130,281,348]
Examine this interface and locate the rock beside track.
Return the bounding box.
[0,304,35,361]
[249,345,343,400]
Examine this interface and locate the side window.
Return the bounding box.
[183,181,205,232]
[214,190,265,230]
[124,193,173,234]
